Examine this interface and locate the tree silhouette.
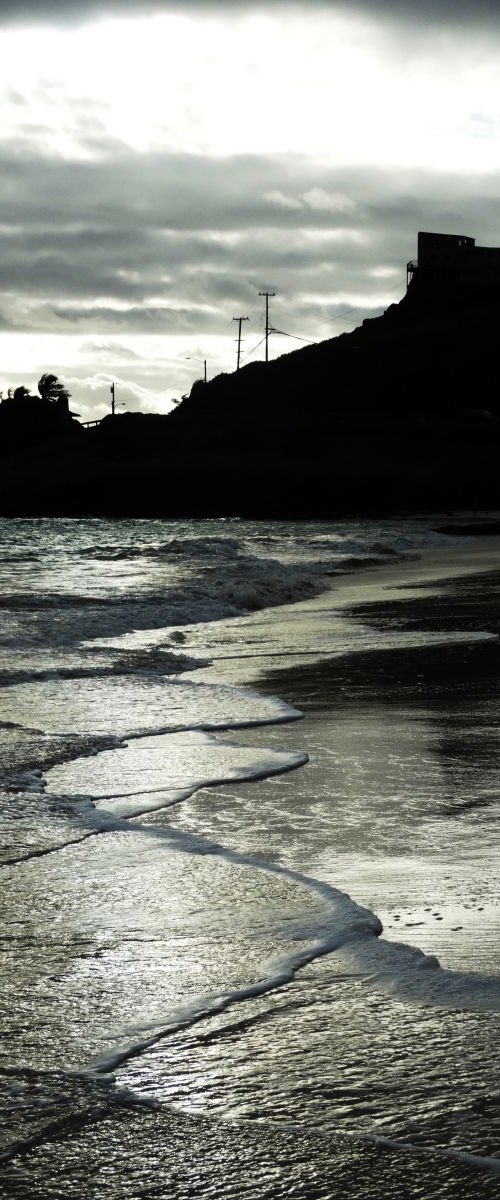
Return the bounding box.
[0,371,81,453]
[38,374,71,411]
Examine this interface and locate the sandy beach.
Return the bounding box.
[3,527,500,1198]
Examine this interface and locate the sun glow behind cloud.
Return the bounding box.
[1,8,500,416]
[3,13,500,165]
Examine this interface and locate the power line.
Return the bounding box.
[332,306,360,321]
[270,328,317,345]
[279,302,359,328]
[239,336,267,362]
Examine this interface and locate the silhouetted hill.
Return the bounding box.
[167,271,500,456]
[1,271,500,517]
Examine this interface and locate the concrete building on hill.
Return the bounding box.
[407,231,500,290]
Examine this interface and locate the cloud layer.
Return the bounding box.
[0,4,499,418]
[2,0,500,23]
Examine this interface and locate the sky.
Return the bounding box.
[1,0,500,420]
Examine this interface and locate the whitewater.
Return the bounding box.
[2,516,500,1198]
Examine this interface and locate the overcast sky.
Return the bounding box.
[1,0,499,419]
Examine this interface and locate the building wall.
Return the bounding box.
[408,232,500,289]
[417,232,476,267]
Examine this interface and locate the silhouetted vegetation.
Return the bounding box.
[0,374,81,454]
[37,373,72,412]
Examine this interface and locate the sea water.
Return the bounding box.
[1,516,500,1195]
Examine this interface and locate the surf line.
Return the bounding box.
[82,805,500,1081]
[252,1119,500,1180]
[82,814,381,1078]
[1,726,308,866]
[84,926,365,1078]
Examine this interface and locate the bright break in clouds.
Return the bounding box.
[1,2,499,419]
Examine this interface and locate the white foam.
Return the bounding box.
[10,768,47,793]
[0,675,304,738]
[78,805,500,1083]
[84,919,361,1076]
[46,729,308,819]
[80,815,381,1075]
[336,931,500,1012]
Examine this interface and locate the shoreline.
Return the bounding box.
[4,532,500,1196]
[196,535,500,979]
[187,533,500,692]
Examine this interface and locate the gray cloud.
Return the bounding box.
[2,37,500,421]
[2,0,498,419]
[1,0,500,23]
[81,339,146,361]
[1,144,499,345]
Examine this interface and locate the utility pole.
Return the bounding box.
[110,381,116,416]
[232,315,249,370]
[259,291,276,362]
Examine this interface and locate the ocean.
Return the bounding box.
[2,516,500,1198]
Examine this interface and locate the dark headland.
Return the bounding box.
[2,231,500,518]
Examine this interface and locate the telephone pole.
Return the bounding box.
[110,381,116,416]
[259,290,276,362]
[232,315,249,370]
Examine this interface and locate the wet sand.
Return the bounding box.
[2,1088,498,1198]
[4,536,500,1198]
[249,545,500,975]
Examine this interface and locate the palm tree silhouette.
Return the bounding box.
[38,374,71,412]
